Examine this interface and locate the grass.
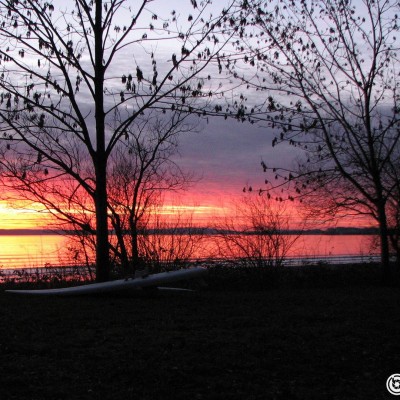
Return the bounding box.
[0,264,399,400]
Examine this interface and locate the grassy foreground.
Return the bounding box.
[0,264,399,400]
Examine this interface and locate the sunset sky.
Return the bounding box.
[0,0,288,231]
[0,116,291,229]
[0,0,376,231]
[0,115,371,230]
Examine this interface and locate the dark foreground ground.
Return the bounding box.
[0,264,399,400]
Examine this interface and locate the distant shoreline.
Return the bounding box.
[0,229,61,236]
[0,227,380,236]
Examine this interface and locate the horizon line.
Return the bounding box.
[0,226,379,236]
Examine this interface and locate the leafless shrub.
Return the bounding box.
[214,194,302,268]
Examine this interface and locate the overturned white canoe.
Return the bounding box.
[5,267,206,296]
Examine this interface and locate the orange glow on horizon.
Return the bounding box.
[0,200,53,230]
[0,189,375,231]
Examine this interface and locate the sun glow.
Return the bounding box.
[0,193,303,230]
[0,195,230,230]
[0,200,53,230]
[154,203,229,225]
[0,188,375,231]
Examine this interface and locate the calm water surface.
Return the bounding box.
[0,234,70,268]
[0,233,379,269]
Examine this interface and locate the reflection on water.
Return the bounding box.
[0,233,379,269]
[0,234,70,268]
[290,234,377,258]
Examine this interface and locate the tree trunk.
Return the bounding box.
[112,215,130,276]
[95,160,110,282]
[131,222,140,273]
[94,0,110,282]
[377,200,392,283]
[388,232,400,271]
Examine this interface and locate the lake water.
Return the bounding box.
[0,233,379,270]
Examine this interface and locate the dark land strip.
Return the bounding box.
[0,264,399,400]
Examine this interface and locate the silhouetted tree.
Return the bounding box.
[386,153,400,267]
[107,109,195,275]
[215,193,301,267]
[233,0,400,280]
[0,0,236,281]
[139,202,207,273]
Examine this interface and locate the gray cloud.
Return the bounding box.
[175,117,301,201]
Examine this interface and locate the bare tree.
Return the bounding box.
[214,193,301,268]
[386,151,400,266]
[0,0,237,281]
[0,107,198,276]
[139,202,207,273]
[107,109,196,275]
[232,0,400,279]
